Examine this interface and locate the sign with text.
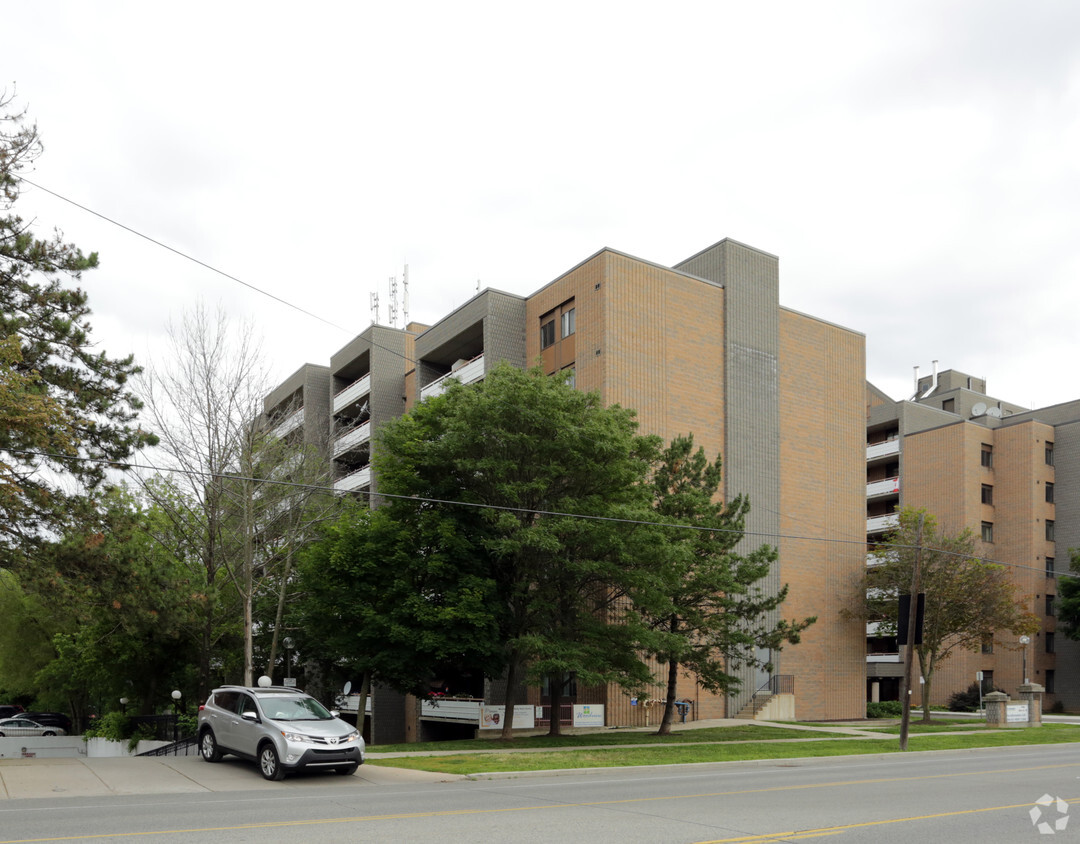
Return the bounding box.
[1007,703,1029,723]
[572,704,605,728]
[478,705,536,730]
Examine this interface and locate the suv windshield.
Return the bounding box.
[260,695,332,721]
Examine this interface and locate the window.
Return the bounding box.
[980,670,994,695]
[942,398,955,412]
[1046,594,1055,617]
[1046,669,1056,694]
[981,445,993,468]
[1047,557,1056,578]
[560,307,575,338]
[540,319,555,349]
[981,521,994,543]
[1046,632,1055,654]
[562,366,575,390]
[981,484,993,505]
[1046,443,1055,466]
[1046,520,1055,542]
[981,636,994,655]
[1045,482,1054,504]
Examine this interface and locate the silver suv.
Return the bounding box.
[197,684,365,780]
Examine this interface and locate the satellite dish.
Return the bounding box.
[971,402,987,417]
[986,406,1002,418]
[343,681,352,696]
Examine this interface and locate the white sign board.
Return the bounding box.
[1006,703,1029,723]
[572,704,605,728]
[478,705,536,730]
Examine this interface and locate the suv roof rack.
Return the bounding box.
[215,684,304,694]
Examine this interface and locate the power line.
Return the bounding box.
[10,447,1076,583]
[14,175,353,335]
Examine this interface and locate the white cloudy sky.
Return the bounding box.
[8,1,1080,409]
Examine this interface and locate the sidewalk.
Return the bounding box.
[0,754,462,800]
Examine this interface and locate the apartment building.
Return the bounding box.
[865,365,1080,708]
[265,236,870,738]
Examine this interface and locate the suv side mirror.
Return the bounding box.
[242,711,259,722]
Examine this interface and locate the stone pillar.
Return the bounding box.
[1019,683,1045,727]
[984,691,1008,728]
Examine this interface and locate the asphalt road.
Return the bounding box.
[2,745,1078,843]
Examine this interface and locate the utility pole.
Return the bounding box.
[899,512,925,751]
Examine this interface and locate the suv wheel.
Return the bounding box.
[200,729,223,763]
[335,762,359,775]
[259,743,285,781]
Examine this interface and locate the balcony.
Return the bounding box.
[867,514,899,534]
[867,653,902,663]
[272,408,304,439]
[866,440,900,461]
[334,465,371,493]
[333,421,371,458]
[421,354,485,400]
[333,374,371,414]
[866,477,900,499]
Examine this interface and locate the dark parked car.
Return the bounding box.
[0,704,25,719]
[22,712,73,733]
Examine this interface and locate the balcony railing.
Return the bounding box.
[866,477,900,498]
[334,465,371,493]
[867,653,902,663]
[333,374,371,414]
[272,408,304,439]
[333,421,371,458]
[866,439,900,461]
[867,514,899,534]
[420,354,485,400]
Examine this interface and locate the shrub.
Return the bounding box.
[83,711,130,742]
[948,682,983,712]
[1050,699,1065,714]
[866,700,903,718]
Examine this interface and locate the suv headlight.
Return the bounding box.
[343,730,360,743]
[280,731,310,743]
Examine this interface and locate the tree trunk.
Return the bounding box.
[357,670,372,739]
[657,656,680,736]
[918,648,935,722]
[499,654,520,741]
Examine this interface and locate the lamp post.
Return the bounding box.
[1019,635,1031,687]
[283,636,295,686]
[171,690,182,742]
[119,697,128,714]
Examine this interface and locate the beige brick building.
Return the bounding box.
[865,366,1080,709]
[266,237,871,740]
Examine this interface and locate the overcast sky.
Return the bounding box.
[8,1,1080,410]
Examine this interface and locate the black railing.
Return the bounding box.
[137,736,199,757]
[751,675,794,706]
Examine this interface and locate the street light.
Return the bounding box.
[1019,635,1031,686]
[170,690,182,742]
[119,697,128,714]
[283,636,295,684]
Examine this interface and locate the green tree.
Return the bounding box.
[1054,549,1080,641]
[861,508,1038,721]
[23,488,202,722]
[375,363,662,737]
[296,504,502,720]
[645,435,815,735]
[1,92,155,568]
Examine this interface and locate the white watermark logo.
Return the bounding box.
[1030,794,1069,834]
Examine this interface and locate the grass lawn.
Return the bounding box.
[365,723,1080,776]
[368,724,814,754]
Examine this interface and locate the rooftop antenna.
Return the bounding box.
[402,263,409,325]
[389,274,398,327]
[369,290,380,325]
